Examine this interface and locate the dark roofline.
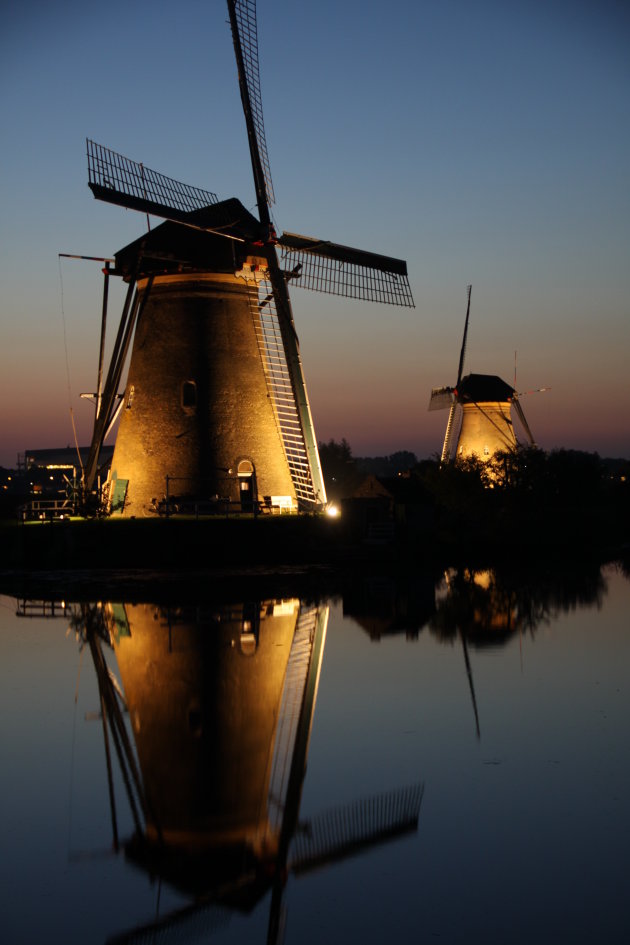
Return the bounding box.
[24,446,114,468]
[458,373,515,402]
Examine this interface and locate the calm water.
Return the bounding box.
[1,561,629,945]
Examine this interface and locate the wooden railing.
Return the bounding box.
[18,498,75,522]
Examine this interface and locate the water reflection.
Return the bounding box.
[5,558,629,945]
[431,564,608,646]
[341,559,608,645]
[340,561,610,740]
[64,595,423,944]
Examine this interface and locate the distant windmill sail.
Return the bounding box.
[456,284,472,387]
[428,386,455,411]
[427,285,471,463]
[440,283,472,463]
[441,400,461,464]
[511,396,536,446]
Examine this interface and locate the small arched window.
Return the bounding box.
[181,380,197,411]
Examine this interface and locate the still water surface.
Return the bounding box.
[1,561,629,945]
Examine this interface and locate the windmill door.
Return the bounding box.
[238,460,257,513]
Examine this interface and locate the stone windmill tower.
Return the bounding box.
[80,0,414,517]
[429,287,535,463]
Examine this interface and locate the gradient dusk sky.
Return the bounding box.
[1,0,629,468]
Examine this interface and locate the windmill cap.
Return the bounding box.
[458,373,515,402]
[113,199,266,278]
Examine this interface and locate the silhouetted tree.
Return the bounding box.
[544,449,603,502]
[317,438,360,500]
[489,445,546,492]
[356,450,418,477]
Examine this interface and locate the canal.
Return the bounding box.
[1,559,628,944]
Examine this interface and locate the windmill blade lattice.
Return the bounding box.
[512,397,536,446]
[87,139,219,221]
[279,234,414,307]
[105,898,231,945]
[428,386,455,411]
[252,284,324,506]
[456,284,472,385]
[441,402,461,463]
[267,604,327,833]
[289,783,425,875]
[228,0,275,208]
[430,286,472,463]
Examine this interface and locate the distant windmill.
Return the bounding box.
[428,286,535,463]
[81,0,414,517]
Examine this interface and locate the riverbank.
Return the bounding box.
[1,499,627,577]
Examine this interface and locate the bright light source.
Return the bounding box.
[325,503,340,518]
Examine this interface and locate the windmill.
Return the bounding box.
[81,0,414,517]
[428,286,535,463]
[68,594,424,945]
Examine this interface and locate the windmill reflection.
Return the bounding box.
[430,564,607,646]
[430,564,607,738]
[343,562,608,740]
[343,562,607,646]
[68,596,423,944]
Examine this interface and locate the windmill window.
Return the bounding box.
[181,380,197,411]
[240,619,257,655]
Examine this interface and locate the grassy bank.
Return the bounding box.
[1,498,627,576]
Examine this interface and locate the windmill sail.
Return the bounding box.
[87,139,219,220]
[86,138,414,306]
[227,0,328,506]
[253,281,326,505]
[511,396,536,446]
[279,233,414,306]
[429,285,471,463]
[83,277,153,493]
[290,783,424,875]
[441,402,461,463]
[267,604,329,834]
[456,284,472,386]
[227,0,275,210]
[428,386,455,411]
[106,900,231,945]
